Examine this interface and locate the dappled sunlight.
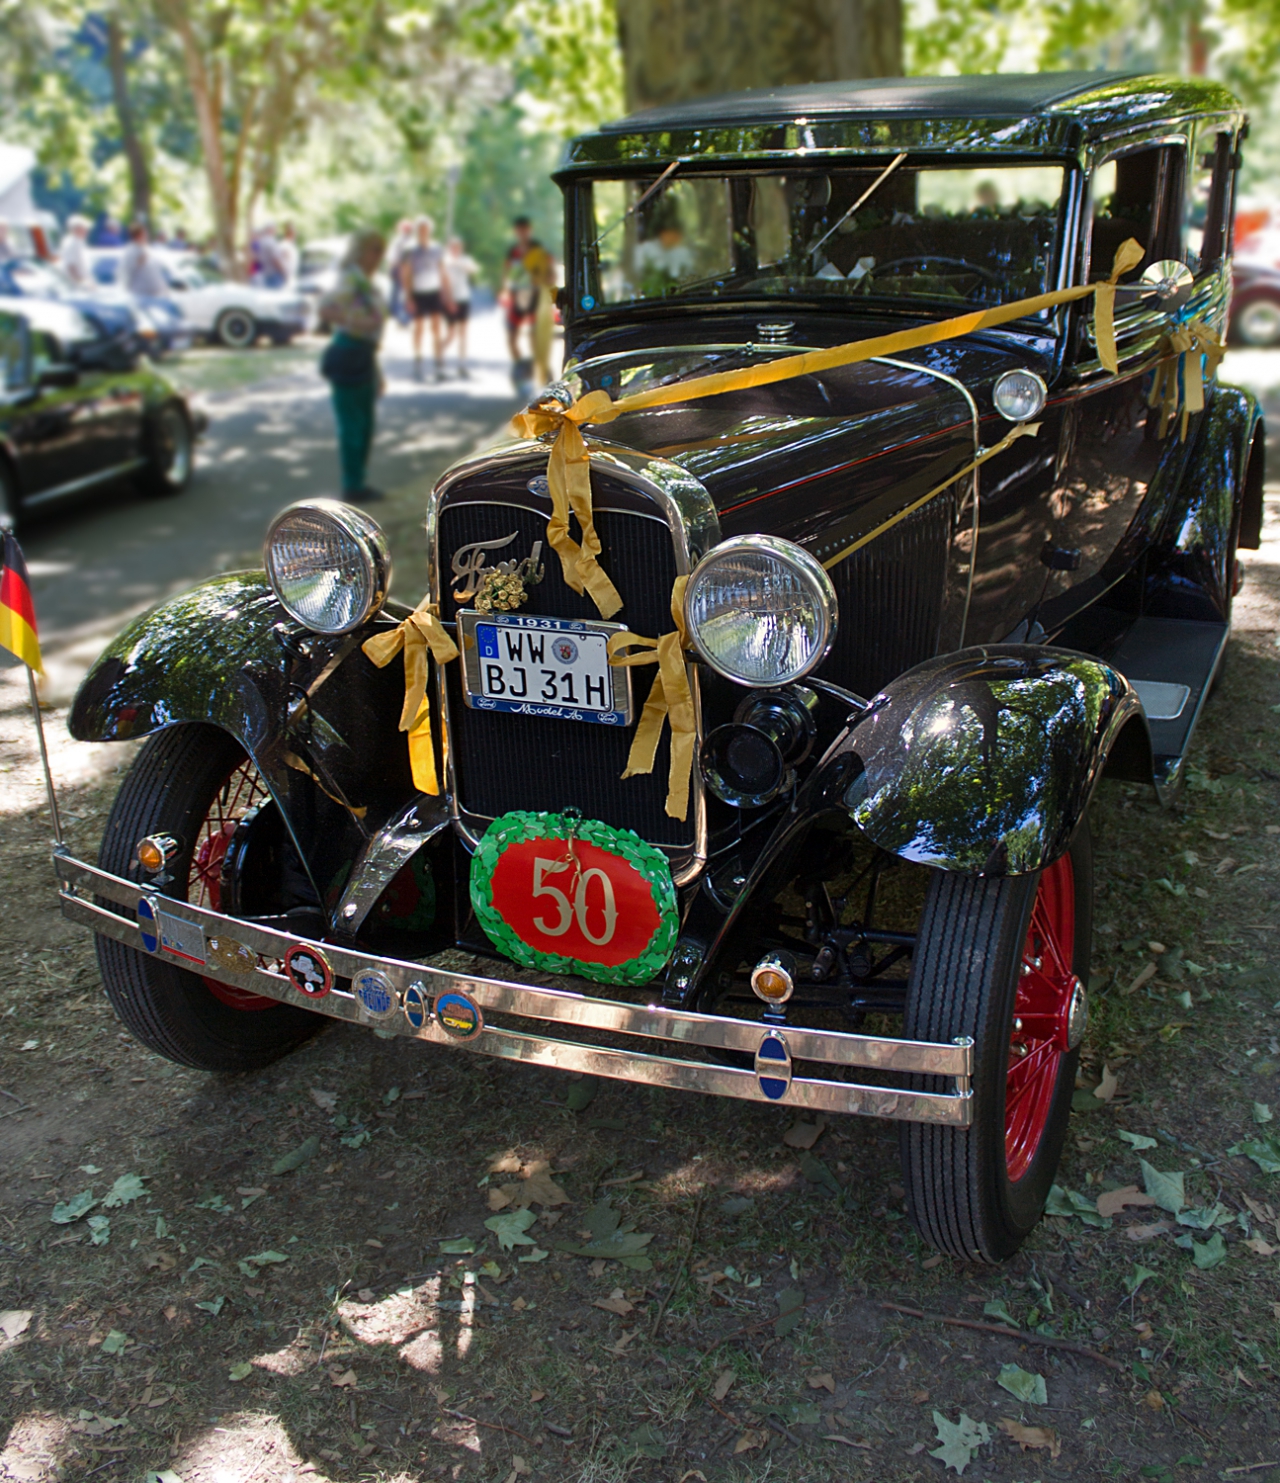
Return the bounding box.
[0,1412,72,1483]
[339,1275,442,1347]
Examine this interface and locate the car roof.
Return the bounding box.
[560,72,1244,173]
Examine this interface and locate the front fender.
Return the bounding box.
[836,645,1147,875]
[69,571,421,919]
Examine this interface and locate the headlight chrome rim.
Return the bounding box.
[684,533,837,688]
[264,498,392,635]
[992,368,1048,423]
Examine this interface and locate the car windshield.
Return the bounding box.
[581,161,1066,315]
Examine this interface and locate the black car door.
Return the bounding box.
[0,320,86,499]
[1040,133,1228,626]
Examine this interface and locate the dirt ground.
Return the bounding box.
[2,354,1279,1483]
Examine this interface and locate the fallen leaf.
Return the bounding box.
[1117,1130,1159,1151]
[1139,1161,1185,1216]
[996,1364,1047,1405]
[51,1190,98,1224]
[998,1418,1061,1459]
[309,1089,337,1112]
[1097,1185,1157,1219]
[439,1237,475,1254]
[824,1434,872,1448]
[1124,962,1157,996]
[529,1390,546,1403]
[102,1173,148,1208]
[620,1422,664,1459]
[775,1286,805,1337]
[272,1136,321,1175]
[922,1254,944,1269]
[356,1289,376,1302]
[911,1389,930,1404]
[798,1151,840,1195]
[518,1247,549,1263]
[712,1368,736,1401]
[677,1473,708,1483]
[593,1289,634,1316]
[0,1311,33,1341]
[489,1151,522,1174]
[503,1457,531,1483]
[1190,1232,1228,1269]
[733,1429,767,1454]
[365,1239,384,1249]
[782,1117,826,1150]
[100,1330,128,1355]
[1244,1237,1277,1256]
[330,1368,358,1389]
[487,1187,512,1211]
[228,1361,253,1381]
[606,1328,637,1356]
[930,1411,991,1474]
[1093,1064,1119,1102]
[566,1076,599,1112]
[1254,1102,1274,1125]
[486,1208,538,1251]
[513,1160,569,1208]
[1123,1264,1159,1296]
[1127,1221,1175,1242]
[512,1296,527,1312]
[163,1305,177,1321]
[808,1371,836,1392]
[1143,1389,1165,1410]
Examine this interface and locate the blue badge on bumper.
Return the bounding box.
[137,895,159,954]
[403,982,429,1031]
[755,1030,792,1100]
[353,970,397,1021]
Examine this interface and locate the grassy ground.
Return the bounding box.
[2,414,1279,1483]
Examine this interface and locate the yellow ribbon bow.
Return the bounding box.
[361,599,460,796]
[1148,317,1226,441]
[606,576,695,822]
[510,388,624,620]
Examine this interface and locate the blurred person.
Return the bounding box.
[121,223,168,300]
[442,236,479,378]
[258,225,286,287]
[0,223,15,263]
[169,224,191,250]
[93,216,125,247]
[401,216,453,381]
[277,223,299,287]
[59,216,91,284]
[317,229,388,504]
[500,215,540,365]
[387,218,414,325]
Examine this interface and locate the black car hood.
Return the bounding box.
[566,316,1058,540]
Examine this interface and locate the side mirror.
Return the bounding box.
[38,364,79,391]
[1140,259,1195,314]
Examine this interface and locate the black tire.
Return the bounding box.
[268,328,296,346]
[137,402,194,498]
[898,822,1092,1262]
[215,308,258,349]
[96,723,322,1071]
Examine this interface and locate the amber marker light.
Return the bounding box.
[136,834,180,873]
[750,952,795,1006]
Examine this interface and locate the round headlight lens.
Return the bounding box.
[993,368,1048,423]
[264,500,391,634]
[684,535,836,687]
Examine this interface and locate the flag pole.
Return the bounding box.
[25,663,62,846]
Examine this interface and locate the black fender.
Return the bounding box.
[1146,383,1264,619]
[838,645,1147,874]
[69,571,421,920]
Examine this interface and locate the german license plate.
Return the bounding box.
[458,611,632,726]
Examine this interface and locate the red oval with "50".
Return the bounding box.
[488,837,662,968]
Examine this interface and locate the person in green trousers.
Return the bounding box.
[317,230,388,502]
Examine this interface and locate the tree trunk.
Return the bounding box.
[614,0,903,112]
[158,0,237,270]
[104,15,151,225]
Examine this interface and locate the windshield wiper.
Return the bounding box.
[809,151,908,262]
[591,159,683,252]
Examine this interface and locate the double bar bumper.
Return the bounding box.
[54,847,973,1126]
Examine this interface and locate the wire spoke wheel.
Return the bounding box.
[899,824,1091,1262]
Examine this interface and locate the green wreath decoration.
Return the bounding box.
[470,810,679,987]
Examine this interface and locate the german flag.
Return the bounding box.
[1,531,42,674]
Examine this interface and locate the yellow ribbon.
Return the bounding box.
[510,388,624,619]
[606,576,695,822]
[1148,317,1226,442]
[361,599,460,796]
[510,240,1144,621]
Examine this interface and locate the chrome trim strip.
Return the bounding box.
[56,849,973,1118]
[23,458,148,508]
[334,796,451,932]
[427,441,720,887]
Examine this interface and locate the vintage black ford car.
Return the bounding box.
[58,73,1262,1262]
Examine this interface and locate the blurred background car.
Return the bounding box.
[0,298,199,527]
[1229,260,1280,346]
[89,248,308,347]
[0,255,179,359]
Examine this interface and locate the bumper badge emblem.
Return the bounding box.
[755,1030,792,1100]
[136,895,160,954]
[353,969,397,1021]
[435,990,484,1041]
[403,982,429,1031]
[283,943,332,999]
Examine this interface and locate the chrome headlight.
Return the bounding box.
[264,499,391,634]
[992,368,1047,422]
[684,535,836,687]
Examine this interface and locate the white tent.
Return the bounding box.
[0,143,36,221]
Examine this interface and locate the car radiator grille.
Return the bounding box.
[436,472,694,850]
[824,488,955,700]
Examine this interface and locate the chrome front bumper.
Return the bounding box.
[54,847,973,1127]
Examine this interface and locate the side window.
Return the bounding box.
[1088,145,1186,281]
[1194,130,1236,272]
[0,312,30,391]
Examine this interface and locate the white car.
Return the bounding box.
[88,249,309,349]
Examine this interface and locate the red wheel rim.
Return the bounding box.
[1005,855,1080,1182]
[188,760,276,1011]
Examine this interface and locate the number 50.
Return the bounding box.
[532,857,618,946]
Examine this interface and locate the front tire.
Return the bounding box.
[1234,298,1280,347]
[898,824,1092,1262]
[138,403,194,498]
[215,308,258,349]
[96,723,322,1071]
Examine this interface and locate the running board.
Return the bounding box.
[1103,616,1228,789]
